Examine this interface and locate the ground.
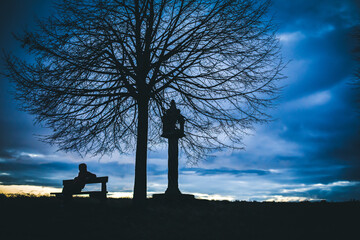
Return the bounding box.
[0,194,359,239]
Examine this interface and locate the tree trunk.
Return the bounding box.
[133,99,149,205]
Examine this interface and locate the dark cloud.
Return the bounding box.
[284,32,355,100]
[273,0,360,34]
[0,149,16,160]
[280,183,360,202]
[182,168,271,176]
[0,160,73,187]
[0,0,55,157]
[266,0,360,191]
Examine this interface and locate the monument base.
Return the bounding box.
[152,193,195,201]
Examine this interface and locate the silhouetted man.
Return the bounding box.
[62,163,96,197]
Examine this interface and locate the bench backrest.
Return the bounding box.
[63,176,108,185]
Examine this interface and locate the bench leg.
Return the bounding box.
[101,193,107,201]
[90,192,107,201]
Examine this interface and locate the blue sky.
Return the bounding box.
[0,0,359,201]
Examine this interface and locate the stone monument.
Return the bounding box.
[161,100,185,196]
[153,100,194,200]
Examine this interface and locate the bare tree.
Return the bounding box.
[4,0,283,203]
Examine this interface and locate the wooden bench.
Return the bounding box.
[51,176,108,200]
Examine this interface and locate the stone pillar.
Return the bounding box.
[165,137,181,196]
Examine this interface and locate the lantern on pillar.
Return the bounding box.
[161,100,185,139]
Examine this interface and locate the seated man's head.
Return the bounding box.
[79,163,87,172]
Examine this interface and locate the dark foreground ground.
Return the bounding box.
[0,195,359,240]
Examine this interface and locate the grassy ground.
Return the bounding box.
[0,194,359,240]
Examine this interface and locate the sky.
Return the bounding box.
[0,0,359,201]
